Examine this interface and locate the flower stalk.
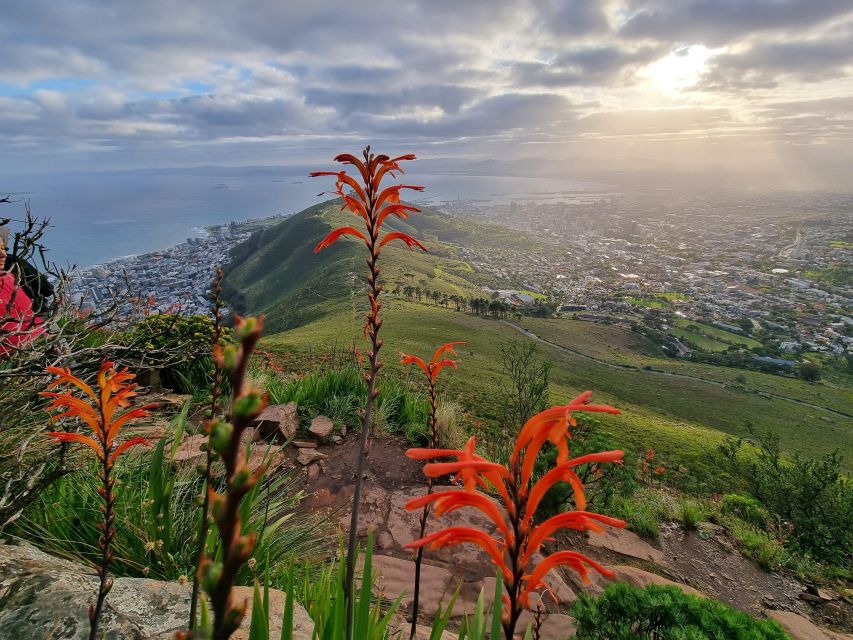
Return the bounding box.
[312,147,426,636]
[41,362,154,640]
[404,392,626,639]
[399,342,464,638]
[196,314,267,640]
[189,265,226,631]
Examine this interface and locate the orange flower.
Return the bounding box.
[311,150,427,256]
[646,448,655,461]
[41,361,154,461]
[400,340,464,382]
[654,466,666,475]
[404,394,625,636]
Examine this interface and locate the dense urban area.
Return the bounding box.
[71,189,852,378]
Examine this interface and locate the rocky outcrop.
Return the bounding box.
[0,543,313,640]
[766,610,853,640]
[254,402,299,442]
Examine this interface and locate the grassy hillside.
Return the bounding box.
[223,199,526,333]
[261,302,853,479]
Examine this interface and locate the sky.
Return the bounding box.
[1,0,852,189]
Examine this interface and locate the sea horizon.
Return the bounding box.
[2,168,608,269]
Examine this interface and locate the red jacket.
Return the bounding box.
[0,271,45,356]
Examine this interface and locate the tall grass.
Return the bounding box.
[262,365,430,442]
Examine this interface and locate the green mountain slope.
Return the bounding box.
[222,199,527,333]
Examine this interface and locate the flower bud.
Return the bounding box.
[209,420,233,453]
[232,392,264,419]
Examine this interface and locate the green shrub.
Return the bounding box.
[717,430,853,566]
[678,499,703,530]
[609,488,672,540]
[572,583,789,639]
[721,494,769,528]
[728,519,783,571]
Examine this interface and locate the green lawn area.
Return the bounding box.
[625,296,665,309]
[672,319,762,350]
[519,289,547,300]
[669,326,731,352]
[262,303,853,478]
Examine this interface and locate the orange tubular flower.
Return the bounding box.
[404,392,626,640]
[42,362,154,462]
[311,150,426,256]
[40,362,154,640]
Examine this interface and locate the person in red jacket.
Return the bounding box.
[0,226,45,356]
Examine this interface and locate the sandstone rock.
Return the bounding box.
[331,435,343,445]
[586,527,666,565]
[309,415,335,442]
[371,555,456,618]
[297,448,327,466]
[0,542,313,640]
[516,611,576,640]
[254,402,299,442]
[611,565,703,597]
[377,531,395,550]
[293,440,317,448]
[765,610,849,640]
[306,463,322,481]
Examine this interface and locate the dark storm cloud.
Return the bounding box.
[620,0,853,45]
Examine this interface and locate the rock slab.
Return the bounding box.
[0,542,313,640]
[309,415,334,442]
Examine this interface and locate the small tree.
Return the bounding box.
[796,360,821,382]
[498,341,552,431]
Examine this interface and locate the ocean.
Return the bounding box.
[2,169,607,268]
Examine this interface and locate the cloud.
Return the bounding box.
[620,0,853,45]
[0,0,851,187]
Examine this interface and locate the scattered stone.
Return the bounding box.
[293,440,318,448]
[377,531,395,550]
[800,591,825,604]
[135,368,162,390]
[309,415,335,442]
[331,435,343,445]
[0,542,314,640]
[306,463,322,481]
[297,448,327,466]
[586,527,666,565]
[254,402,299,442]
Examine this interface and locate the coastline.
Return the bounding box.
[68,213,287,317]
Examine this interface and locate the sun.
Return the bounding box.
[641,45,725,94]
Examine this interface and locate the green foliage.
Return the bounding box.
[13,411,328,584]
[609,488,673,540]
[678,499,703,530]
[572,583,789,639]
[717,430,853,566]
[727,520,783,571]
[125,313,232,394]
[720,494,769,528]
[288,533,402,640]
[263,365,430,443]
[795,361,821,382]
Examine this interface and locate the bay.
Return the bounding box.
[1,169,606,268]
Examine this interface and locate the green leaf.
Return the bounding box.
[248,578,269,640]
[489,578,502,640]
